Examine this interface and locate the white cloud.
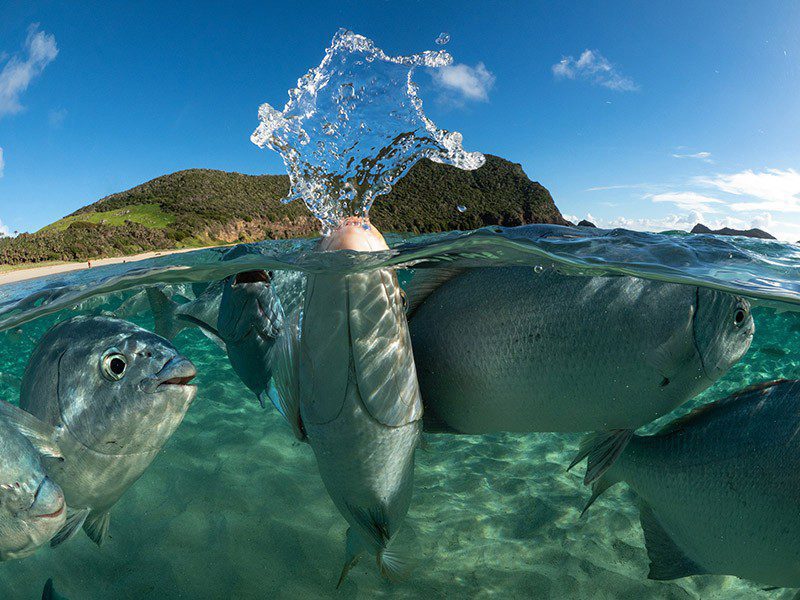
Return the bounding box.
[0,147,4,177]
[431,62,495,102]
[48,107,67,127]
[585,183,655,192]
[587,211,705,233]
[694,168,800,212]
[649,191,725,213]
[552,49,638,92]
[0,23,59,117]
[672,151,713,163]
[0,218,9,237]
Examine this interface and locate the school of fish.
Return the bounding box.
[8,226,800,595]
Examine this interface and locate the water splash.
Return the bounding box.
[251,28,485,234]
[435,32,451,45]
[456,204,467,213]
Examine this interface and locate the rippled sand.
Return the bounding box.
[0,306,798,599]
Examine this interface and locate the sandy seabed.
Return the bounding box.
[0,304,797,599]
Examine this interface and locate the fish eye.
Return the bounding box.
[733,303,749,327]
[101,352,128,381]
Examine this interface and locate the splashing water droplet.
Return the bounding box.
[435,32,450,45]
[251,28,484,234]
[534,265,544,274]
[456,204,467,213]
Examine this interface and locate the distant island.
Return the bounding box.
[690,223,777,240]
[2,161,787,270]
[0,155,567,266]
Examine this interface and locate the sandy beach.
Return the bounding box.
[0,246,225,285]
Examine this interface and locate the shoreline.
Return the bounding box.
[0,246,224,285]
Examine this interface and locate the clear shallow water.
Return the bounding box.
[1,225,800,599]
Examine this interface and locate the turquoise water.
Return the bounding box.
[0,226,799,599]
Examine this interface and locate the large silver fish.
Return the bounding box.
[273,220,422,584]
[216,270,284,408]
[407,267,753,479]
[19,316,197,547]
[583,380,800,588]
[0,402,65,560]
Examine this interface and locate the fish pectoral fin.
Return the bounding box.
[568,429,633,485]
[177,314,224,345]
[646,319,696,380]
[638,499,707,581]
[0,400,62,460]
[83,510,111,547]
[50,508,90,548]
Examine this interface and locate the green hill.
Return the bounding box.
[0,155,566,266]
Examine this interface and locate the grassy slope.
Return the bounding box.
[41,204,173,232]
[0,155,566,266]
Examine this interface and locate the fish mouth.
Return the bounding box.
[234,270,272,285]
[148,356,197,392]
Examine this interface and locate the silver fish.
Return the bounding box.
[583,380,800,588]
[217,270,284,408]
[407,266,753,479]
[19,316,197,547]
[0,401,65,560]
[273,220,422,584]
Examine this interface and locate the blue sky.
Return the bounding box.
[1,1,799,238]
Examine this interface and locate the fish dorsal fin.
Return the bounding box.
[0,400,61,459]
[657,379,794,436]
[404,266,467,318]
[638,498,707,581]
[272,310,306,441]
[645,313,696,379]
[349,270,423,427]
[145,287,182,340]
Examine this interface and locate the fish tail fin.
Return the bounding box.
[568,429,633,485]
[638,498,707,580]
[145,287,182,340]
[83,510,110,546]
[346,504,417,583]
[272,310,305,441]
[0,400,62,460]
[377,542,415,583]
[51,508,90,548]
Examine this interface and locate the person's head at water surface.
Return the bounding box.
[318,217,389,253]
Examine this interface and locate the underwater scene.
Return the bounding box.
[2,20,800,600]
[0,226,800,599]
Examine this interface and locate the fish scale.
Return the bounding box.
[409,266,753,434]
